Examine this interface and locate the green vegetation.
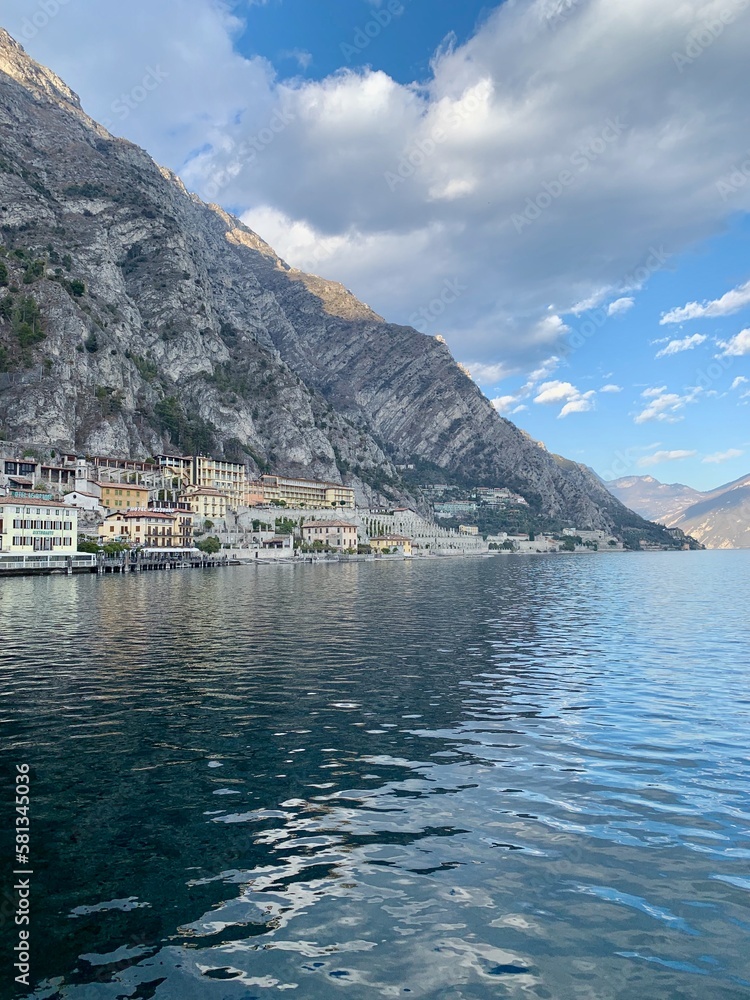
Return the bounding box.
[0,261,7,286]
[126,352,158,381]
[64,182,110,199]
[22,260,45,284]
[12,296,45,349]
[77,539,101,554]
[94,385,124,416]
[154,395,216,455]
[196,536,221,554]
[103,541,130,557]
[274,517,297,535]
[83,332,99,352]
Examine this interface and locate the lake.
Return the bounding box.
[1,552,749,999]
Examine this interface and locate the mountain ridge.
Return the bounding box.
[0,27,683,542]
[606,473,750,548]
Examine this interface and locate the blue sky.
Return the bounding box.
[3,0,749,490]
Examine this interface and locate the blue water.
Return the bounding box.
[1,551,749,999]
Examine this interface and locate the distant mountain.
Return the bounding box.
[605,475,704,521]
[606,474,750,548]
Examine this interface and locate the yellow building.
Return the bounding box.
[99,509,177,548]
[370,534,413,555]
[96,482,150,511]
[148,505,195,548]
[0,497,78,555]
[155,454,247,506]
[302,520,358,550]
[260,475,355,509]
[192,456,246,506]
[179,487,228,521]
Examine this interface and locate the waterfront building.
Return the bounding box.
[0,497,77,555]
[98,510,177,548]
[148,503,195,548]
[302,520,359,550]
[369,534,413,555]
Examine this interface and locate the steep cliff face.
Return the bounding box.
[0,28,663,532]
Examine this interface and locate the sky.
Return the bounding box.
[3,0,750,490]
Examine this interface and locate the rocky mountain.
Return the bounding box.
[0,27,681,541]
[607,473,750,548]
[605,475,704,522]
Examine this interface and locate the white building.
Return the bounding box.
[0,497,78,556]
[63,490,102,512]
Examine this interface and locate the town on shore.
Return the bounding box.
[0,445,642,575]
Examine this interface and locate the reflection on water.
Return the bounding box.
[1,553,749,999]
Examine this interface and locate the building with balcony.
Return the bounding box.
[148,503,195,548]
[98,510,177,548]
[260,475,355,509]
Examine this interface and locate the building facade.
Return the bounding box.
[99,510,177,548]
[260,475,355,509]
[0,498,77,555]
[179,487,228,521]
[95,483,150,511]
[369,534,413,555]
[63,490,102,512]
[302,520,359,550]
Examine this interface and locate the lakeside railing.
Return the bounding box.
[0,553,97,572]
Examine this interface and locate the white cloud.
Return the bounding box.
[702,448,744,464]
[2,0,749,368]
[655,333,707,358]
[600,383,622,393]
[731,376,749,390]
[534,380,581,405]
[280,49,312,71]
[559,396,595,418]
[717,329,750,357]
[607,297,634,317]
[634,385,702,424]
[492,395,519,413]
[661,279,750,325]
[637,449,696,467]
[466,361,516,386]
[533,380,595,418]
